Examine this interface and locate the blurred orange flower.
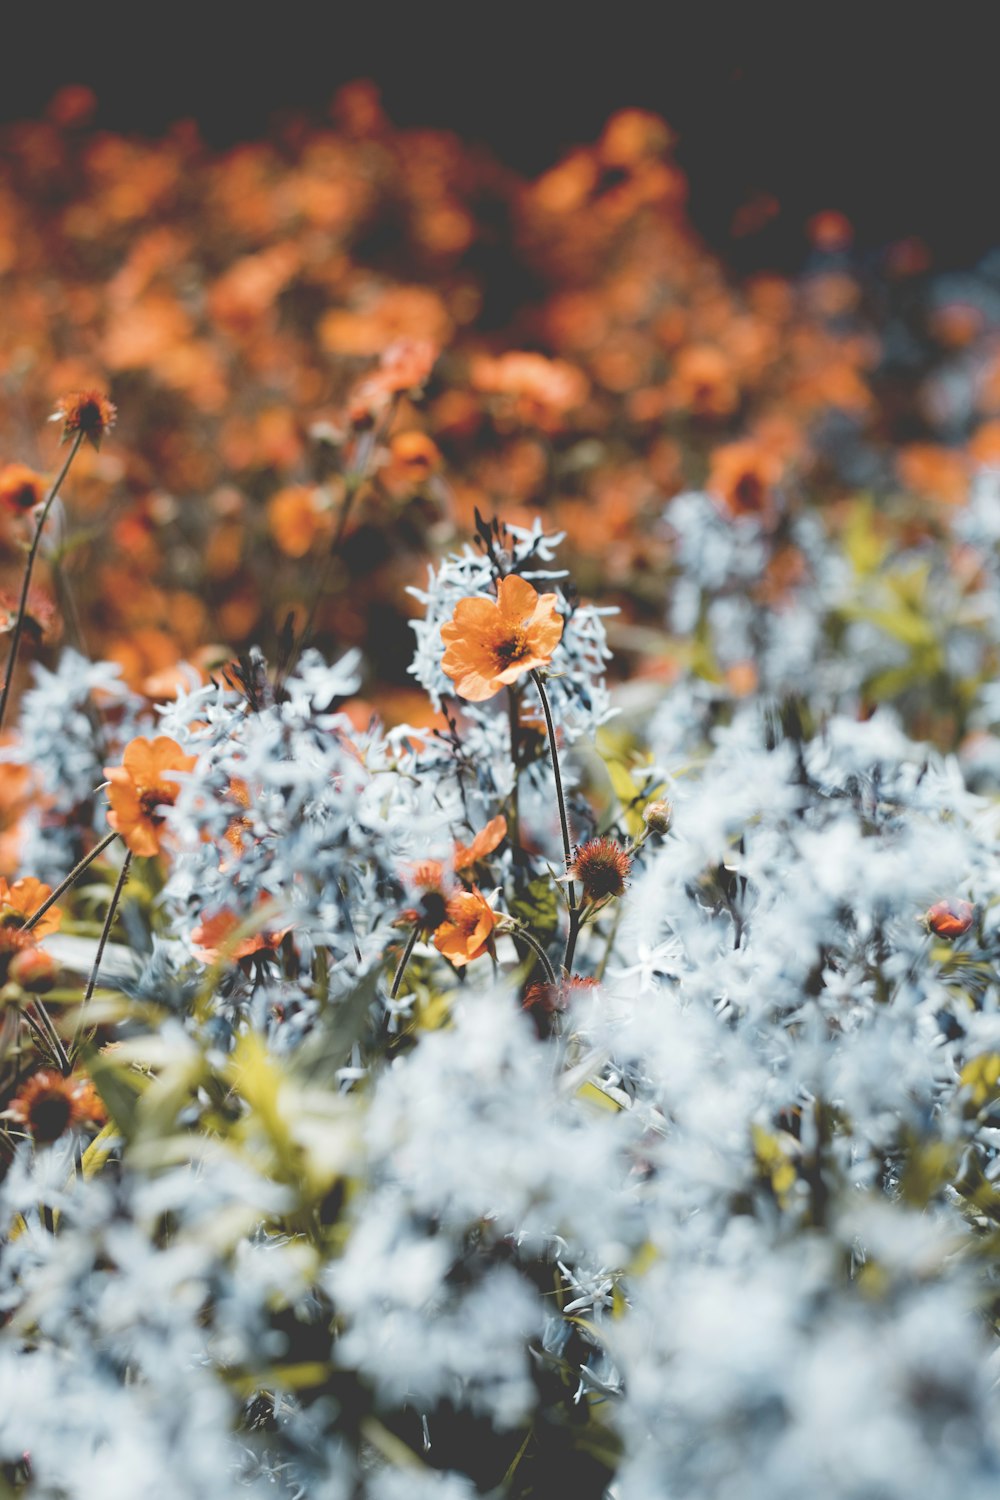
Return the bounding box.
[104,735,197,856]
[0,464,45,514]
[708,440,783,520]
[0,875,61,937]
[433,886,499,968]
[440,575,563,701]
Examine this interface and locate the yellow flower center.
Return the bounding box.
[492,625,530,669]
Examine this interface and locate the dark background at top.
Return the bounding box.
[4,9,997,274]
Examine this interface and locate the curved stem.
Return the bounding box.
[75,850,132,1048]
[22,830,119,933]
[390,923,420,999]
[22,1002,71,1076]
[0,430,84,733]
[505,923,557,988]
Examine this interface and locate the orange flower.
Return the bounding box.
[707,440,783,520]
[267,485,332,558]
[7,1068,105,1144]
[0,464,45,514]
[433,886,499,968]
[51,389,117,449]
[0,875,62,937]
[191,905,291,964]
[453,814,507,872]
[924,900,974,939]
[104,735,197,856]
[440,575,563,701]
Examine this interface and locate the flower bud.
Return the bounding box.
[643,799,672,836]
[925,900,974,939]
[9,946,57,992]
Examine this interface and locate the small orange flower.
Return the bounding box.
[433,887,499,968]
[8,1069,105,1145]
[51,389,117,449]
[925,900,974,939]
[104,736,197,857]
[440,575,563,702]
[453,814,507,872]
[0,464,45,514]
[9,944,57,991]
[191,905,291,965]
[0,875,62,938]
[707,440,783,520]
[566,837,632,904]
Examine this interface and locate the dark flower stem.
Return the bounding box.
[529,670,579,972]
[77,850,132,1044]
[22,1002,71,1076]
[390,922,421,999]
[0,430,84,734]
[22,830,120,933]
[507,923,557,987]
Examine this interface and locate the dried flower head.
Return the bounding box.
[567,836,632,904]
[51,390,117,449]
[925,899,975,939]
[433,886,499,968]
[440,575,563,701]
[104,735,198,857]
[8,1069,105,1144]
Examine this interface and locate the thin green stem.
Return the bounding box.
[76,850,132,1047]
[390,923,421,999]
[0,430,84,733]
[22,830,119,933]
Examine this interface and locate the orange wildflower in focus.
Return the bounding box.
[104,736,197,856]
[7,1069,106,1145]
[925,900,974,939]
[0,464,45,514]
[433,886,499,968]
[440,575,563,702]
[707,441,783,520]
[50,390,117,449]
[0,875,61,938]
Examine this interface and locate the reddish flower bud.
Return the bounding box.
[925,900,974,939]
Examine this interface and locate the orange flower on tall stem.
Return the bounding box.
[433,887,499,968]
[440,575,563,701]
[104,736,197,856]
[7,1068,106,1144]
[50,389,117,450]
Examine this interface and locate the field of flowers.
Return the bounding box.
[5,81,1000,1497]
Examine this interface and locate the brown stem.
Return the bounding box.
[505,923,557,987]
[529,671,578,971]
[390,922,421,999]
[76,850,132,1046]
[0,431,84,733]
[22,830,119,933]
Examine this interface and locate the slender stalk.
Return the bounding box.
[0,430,84,733]
[505,923,557,987]
[529,671,579,973]
[507,684,521,847]
[390,922,421,999]
[563,908,582,977]
[76,850,132,1045]
[22,830,119,932]
[21,1002,71,1076]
